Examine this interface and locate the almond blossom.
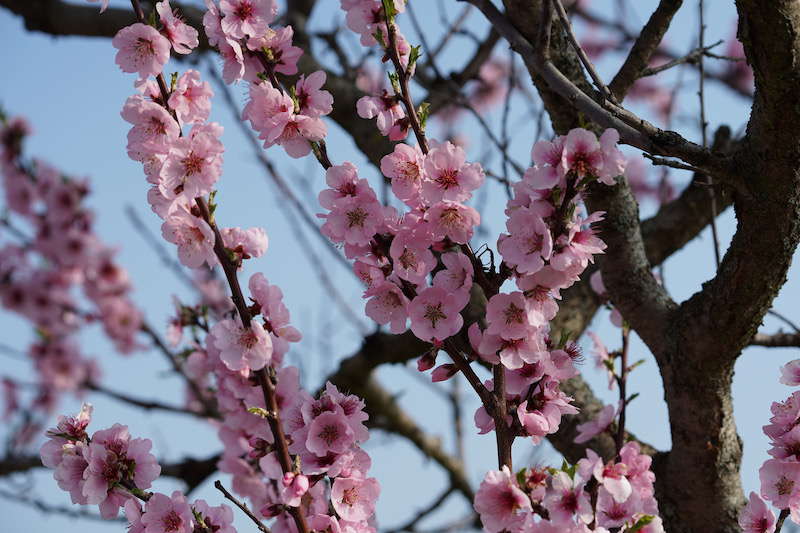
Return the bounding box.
[112,23,171,79]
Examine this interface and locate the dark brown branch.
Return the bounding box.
[608,0,683,99]
[86,381,214,420]
[214,480,271,533]
[460,0,732,177]
[750,332,800,347]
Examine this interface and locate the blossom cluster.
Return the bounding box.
[474,441,662,532]
[39,403,239,533]
[100,1,383,531]
[738,358,800,531]
[0,115,142,445]
[201,0,334,159]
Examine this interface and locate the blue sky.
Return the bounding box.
[1,1,799,531]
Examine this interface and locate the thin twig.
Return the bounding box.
[86,381,213,420]
[767,309,800,334]
[697,0,721,269]
[214,480,271,533]
[550,0,618,103]
[640,40,724,77]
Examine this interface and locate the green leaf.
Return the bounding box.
[417,101,430,130]
[247,407,271,418]
[625,515,655,533]
[388,72,401,94]
[381,0,398,21]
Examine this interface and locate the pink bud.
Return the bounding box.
[431,363,458,382]
[417,351,437,372]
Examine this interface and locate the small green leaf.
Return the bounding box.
[625,515,655,533]
[247,407,271,418]
[417,101,430,130]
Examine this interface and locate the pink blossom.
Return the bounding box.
[596,486,639,529]
[551,211,607,273]
[41,403,92,468]
[167,70,213,124]
[141,491,193,533]
[381,143,425,206]
[331,477,380,522]
[211,317,273,371]
[389,230,436,284]
[485,291,541,340]
[244,81,326,158]
[192,500,236,533]
[574,403,616,443]
[579,449,632,503]
[421,141,484,203]
[432,251,474,307]
[364,281,409,334]
[543,471,593,525]
[426,201,480,244]
[157,0,199,54]
[219,0,277,39]
[124,499,145,533]
[82,424,161,518]
[247,26,303,76]
[296,71,333,117]
[307,411,356,456]
[112,23,171,79]
[248,273,302,354]
[221,226,269,262]
[321,194,384,246]
[356,91,407,140]
[562,128,604,178]
[473,466,531,533]
[160,207,217,269]
[478,332,542,370]
[739,492,776,533]
[318,162,373,210]
[498,208,553,275]
[780,360,800,386]
[54,443,90,505]
[598,129,625,185]
[279,472,309,507]
[122,96,180,157]
[160,127,224,199]
[760,458,800,508]
[408,286,464,342]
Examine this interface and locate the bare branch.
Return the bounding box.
[608,0,683,98]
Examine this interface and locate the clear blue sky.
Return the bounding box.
[1,1,798,531]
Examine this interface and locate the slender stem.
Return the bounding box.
[697,0,721,269]
[214,480,271,533]
[550,0,617,103]
[492,363,512,470]
[776,508,790,533]
[615,325,630,456]
[382,5,429,154]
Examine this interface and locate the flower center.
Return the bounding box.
[238,329,258,349]
[134,37,155,58]
[346,207,368,228]
[423,303,447,328]
[342,487,359,506]
[436,169,459,189]
[163,510,183,532]
[503,302,526,325]
[182,152,204,176]
[318,424,339,446]
[777,475,795,495]
[233,1,254,21]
